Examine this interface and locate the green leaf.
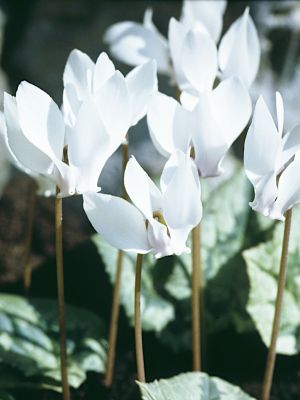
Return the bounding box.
[0,294,107,390]
[244,205,300,355]
[92,237,174,332]
[137,372,255,400]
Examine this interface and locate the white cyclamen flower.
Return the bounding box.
[63,49,157,128]
[147,76,252,177]
[178,7,259,102]
[0,111,55,197]
[104,1,226,75]
[244,92,300,220]
[83,150,202,258]
[3,73,131,197]
[104,3,259,90]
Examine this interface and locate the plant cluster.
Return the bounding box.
[0,1,299,400]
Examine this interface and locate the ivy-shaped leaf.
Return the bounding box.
[137,372,255,400]
[244,205,300,354]
[0,294,107,390]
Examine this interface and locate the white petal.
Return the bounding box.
[143,8,167,44]
[160,149,196,193]
[180,91,199,111]
[63,49,94,98]
[180,0,226,42]
[211,77,252,146]
[83,192,151,253]
[190,93,228,177]
[276,91,284,136]
[162,152,202,236]
[218,7,260,88]
[147,93,191,157]
[104,21,170,74]
[276,124,300,171]
[244,96,281,185]
[270,155,300,220]
[62,83,81,128]
[93,52,116,93]
[168,18,189,88]
[16,81,65,163]
[147,218,174,259]
[67,96,114,193]
[94,71,131,138]
[4,92,53,175]
[124,156,162,219]
[125,60,158,126]
[147,93,177,157]
[189,76,249,176]
[181,29,218,93]
[249,172,278,217]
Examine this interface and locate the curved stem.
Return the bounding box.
[191,223,202,371]
[135,253,145,382]
[104,141,129,387]
[55,194,70,400]
[23,180,37,295]
[261,208,293,400]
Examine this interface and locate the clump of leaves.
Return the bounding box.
[0,294,107,392]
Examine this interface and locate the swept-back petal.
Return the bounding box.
[276,124,300,171]
[62,83,81,128]
[162,152,202,236]
[270,155,300,220]
[212,77,251,146]
[244,96,281,181]
[4,93,53,175]
[125,60,158,126]
[124,156,162,219]
[180,0,226,42]
[67,96,113,193]
[16,81,65,163]
[147,218,173,258]
[147,93,191,157]
[147,93,177,157]
[249,172,278,216]
[168,18,189,88]
[83,192,151,253]
[160,149,197,193]
[63,49,94,98]
[104,21,170,74]
[181,29,218,93]
[94,71,131,140]
[190,93,228,177]
[218,7,260,87]
[93,52,116,93]
[276,91,284,136]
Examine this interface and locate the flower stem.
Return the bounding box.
[55,193,70,400]
[191,222,202,371]
[104,249,124,386]
[134,253,145,382]
[23,180,37,295]
[261,208,293,400]
[104,141,129,387]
